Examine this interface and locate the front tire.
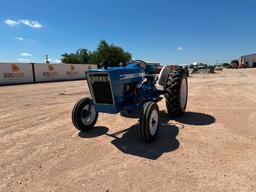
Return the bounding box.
[72,98,98,132]
[139,102,159,143]
[164,68,188,117]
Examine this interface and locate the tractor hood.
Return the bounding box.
[85,63,145,114]
[86,63,145,84]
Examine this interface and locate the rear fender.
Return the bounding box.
[157,66,172,86]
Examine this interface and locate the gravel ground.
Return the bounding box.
[0,68,256,192]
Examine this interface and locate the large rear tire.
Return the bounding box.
[139,102,159,143]
[164,68,188,117]
[72,98,98,132]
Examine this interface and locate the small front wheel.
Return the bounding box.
[72,98,98,132]
[139,102,159,143]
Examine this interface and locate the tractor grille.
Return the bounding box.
[89,74,113,105]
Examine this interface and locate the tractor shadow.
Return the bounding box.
[108,111,180,160]
[77,111,215,160]
[78,126,109,138]
[174,112,216,126]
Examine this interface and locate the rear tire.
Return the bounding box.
[164,68,188,117]
[72,98,98,132]
[139,102,159,143]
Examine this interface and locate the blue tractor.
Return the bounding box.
[72,60,188,143]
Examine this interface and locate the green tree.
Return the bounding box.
[61,48,91,64]
[76,49,91,64]
[61,40,132,66]
[89,40,132,67]
[61,53,78,64]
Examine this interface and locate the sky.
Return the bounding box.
[0,0,256,65]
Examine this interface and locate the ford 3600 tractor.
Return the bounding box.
[72,60,188,143]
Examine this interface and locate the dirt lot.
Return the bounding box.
[1,69,256,192]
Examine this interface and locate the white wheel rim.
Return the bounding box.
[149,109,159,135]
[180,78,188,109]
[81,104,96,125]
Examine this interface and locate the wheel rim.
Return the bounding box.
[180,78,188,109]
[149,109,159,135]
[80,103,96,126]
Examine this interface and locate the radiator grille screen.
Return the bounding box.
[89,74,113,105]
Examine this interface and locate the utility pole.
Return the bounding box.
[45,54,49,63]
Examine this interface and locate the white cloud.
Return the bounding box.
[49,59,61,63]
[54,59,61,63]
[4,19,43,28]
[20,52,32,57]
[177,47,183,51]
[14,37,24,41]
[5,19,19,26]
[18,58,31,62]
[19,19,43,28]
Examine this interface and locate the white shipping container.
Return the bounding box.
[34,64,65,82]
[0,63,34,85]
[34,63,97,82]
[63,64,97,80]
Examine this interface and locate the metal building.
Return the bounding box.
[239,53,256,68]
